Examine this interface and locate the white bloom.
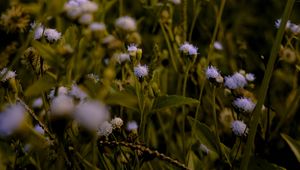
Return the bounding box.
[0,103,25,137]
[224,72,247,89]
[126,121,138,131]
[49,86,69,99]
[0,68,16,82]
[114,53,130,63]
[70,84,88,100]
[233,97,256,113]
[199,144,210,154]
[205,66,221,79]
[50,95,74,115]
[32,98,43,108]
[179,42,198,55]
[74,100,110,131]
[89,22,106,31]
[115,16,137,31]
[134,64,148,78]
[34,124,44,135]
[231,120,248,136]
[245,73,255,82]
[97,121,113,137]
[275,19,291,29]
[127,44,138,53]
[169,0,181,4]
[78,13,93,25]
[188,45,198,55]
[102,35,116,44]
[31,22,44,40]
[111,117,123,129]
[44,28,61,42]
[289,23,300,34]
[214,41,223,50]
[81,1,98,13]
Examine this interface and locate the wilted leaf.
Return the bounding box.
[25,75,56,97]
[281,133,300,162]
[152,95,199,111]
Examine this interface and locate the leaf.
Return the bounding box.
[25,75,56,97]
[105,91,138,111]
[31,40,61,66]
[281,133,300,162]
[152,95,199,111]
[187,116,220,156]
[248,157,286,170]
[63,26,78,49]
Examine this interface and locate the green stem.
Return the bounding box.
[240,0,295,169]
[182,0,188,41]
[212,86,222,156]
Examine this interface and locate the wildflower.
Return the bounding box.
[74,100,110,131]
[179,42,198,55]
[275,19,291,29]
[102,35,116,44]
[0,103,25,137]
[205,66,221,79]
[114,53,130,64]
[70,84,88,100]
[289,23,300,34]
[231,120,248,136]
[169,0,181,4]
[49,86,69,99]
[111,117,123,129]
[86,73,99,83]
[115,16,137,32]
[199,144,210,154]
[31,22,44,40]
[97,121,113,137]
[89,22,106,31]
[78,13,93,25]
[0,68,16,82]
[126,121,138,131]
[224,72,247,89]
[134,64,148,78]
[233,97,256,113]
[245,73,255,82]
[214,41,223,50]
[43,28,61,42]
[80,1,98,13]
[50,95,74,116]
[34,124,44,135]
[127,44,138,53]
[32,98,43,108]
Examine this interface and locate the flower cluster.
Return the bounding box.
[115,16,137,32]
[179,42,198,55]
[275,19,300,35]
[231,120,248,137]
[0,68,16,82]
[233,97,256,113]
[31,22,61,42]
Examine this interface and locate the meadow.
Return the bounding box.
[0,0,300,169]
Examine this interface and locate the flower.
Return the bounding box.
[205,66,221,79]
[233,97,256,113]
[74,100,110,131]
[179,42,198,55]
[126,121,138,131]
[214,41,223,50]
[70,84,88,100]
[64,0,98,20]
[89,22,106,31]
[224,72,247,89]
[49,86,69,99]
[114,53,130,64]
[289,23,300,34]
[0,103,26,137]
[199,144,210,154]
[34,124,44,135]
[111,117,123,129]
[97,121,113,137]
[115,16,137,31]
[80,1,98,13]
[32,98,43,108]
[275,19,291,29]
[31,22,44,40]
[134,64,148,78]
[169,0,181,4]
[0,68,16,82]
[127,44,138,53]
[245,73,255,82]
[50,95,75,116]
[43,28,61,42]
[78,13,93,25]
[231,120,248,136]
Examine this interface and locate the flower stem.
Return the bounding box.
[240,0,295,169]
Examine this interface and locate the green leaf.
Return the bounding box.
[105,91,138,111]
[187,116,220,156]
[281,133,300,162]
[31,40,61,66]
[25,75,56,97]
[63,26,78,49]
[152,95,199,111]
[248,157,286,170]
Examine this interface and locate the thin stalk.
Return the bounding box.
[182,0,188,41]
[240,0,295,169]
[212,86,221,154]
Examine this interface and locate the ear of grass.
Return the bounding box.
[240,0,295,169]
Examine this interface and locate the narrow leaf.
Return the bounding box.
[281,133,300,162]
[152,95,199,111]
[25,75,56,97]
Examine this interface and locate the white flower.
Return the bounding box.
[89,22,106,31]
[115,16,137,31]
[179,42,198,55]
[32,98,43,108]
[44,28,61,42]
[169,0,181,4]
[0,103,25,137]
[289,23,300,34]
[231,120,248,136]
[31,22,44,40]
[114,53,130,63]
[97,121,113,137]
[127,44,138,53]
[50,95,74,115]
[205,66,221,79]
[78,13,93,25]
[214,41,223,50]
[0,68,16,82]
[86,73,99,83]
[102,35,116,44]
[111,117,123,129]
[275,19,291,29]
[245,73,255,82]
[81,1,98,13]
[199,144,210,154]
[233,97,256,113]
[134,64,148,78]
[224,72,247,89]
[70,84,88,100]
[126,121,138,131]
[74,100,110,131]
[49,86,69,99]
[34,124,44,135]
